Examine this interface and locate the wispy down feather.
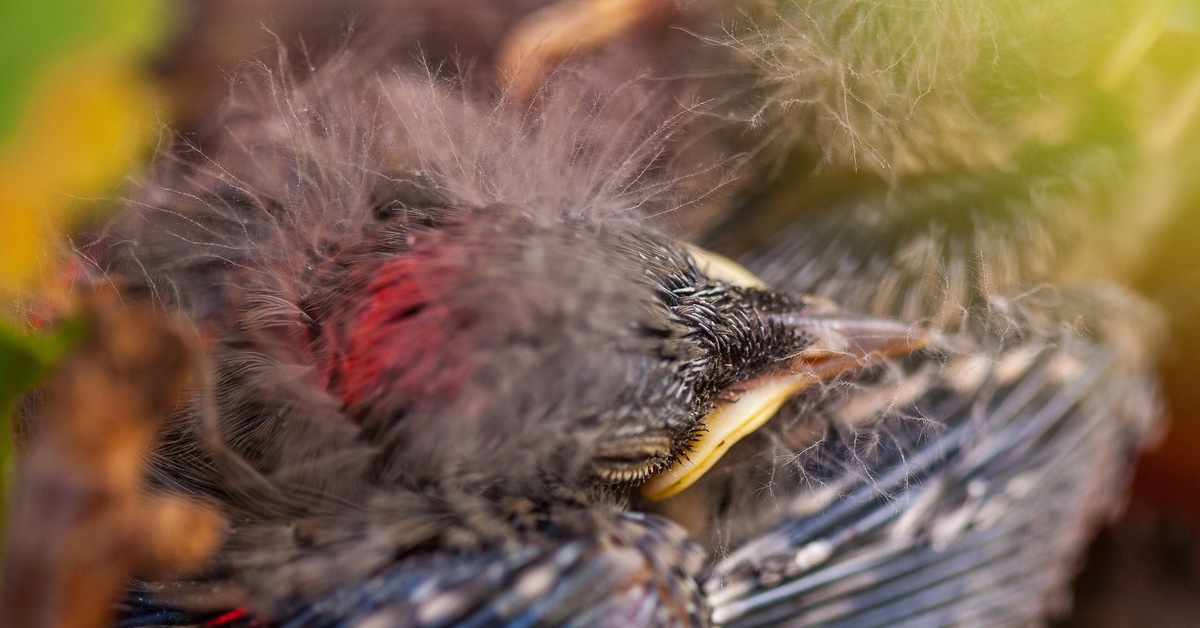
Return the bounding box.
[9,1,1174,625]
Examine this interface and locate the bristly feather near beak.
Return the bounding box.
[12,1,1172,626]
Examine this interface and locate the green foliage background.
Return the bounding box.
[0,0,171,519]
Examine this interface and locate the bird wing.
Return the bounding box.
[275,512,705,628]
[692,141,1161,625]
[118,509,709,627]
[705,325,1159,627]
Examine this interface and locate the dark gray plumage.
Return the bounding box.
[92,60,916,624]
[75,1,1169,626]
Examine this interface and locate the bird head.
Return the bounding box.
[99,68,924,530]
[297,204,923,504]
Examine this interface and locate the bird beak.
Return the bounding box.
[641,253,928,501]
[684,245,767,290]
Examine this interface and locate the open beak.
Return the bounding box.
[641,254,928,501]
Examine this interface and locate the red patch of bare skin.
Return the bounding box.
[326,254,471,410]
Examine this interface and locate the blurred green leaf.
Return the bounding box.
[0,0,167,143]
[1,0,170,291]
[0,319,87,475]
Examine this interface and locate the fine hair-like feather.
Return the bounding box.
[30,1,1170,625]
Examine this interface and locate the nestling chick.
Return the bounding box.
[78,56,926,625]
[16,0,1170,626]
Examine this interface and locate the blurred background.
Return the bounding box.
[2,0,1198,624]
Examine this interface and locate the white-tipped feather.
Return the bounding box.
[56,1,1168,625]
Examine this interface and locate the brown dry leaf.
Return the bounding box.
[0,290,223,628]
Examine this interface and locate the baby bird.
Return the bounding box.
[21,0,1175,625]
[94,59,925,625]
